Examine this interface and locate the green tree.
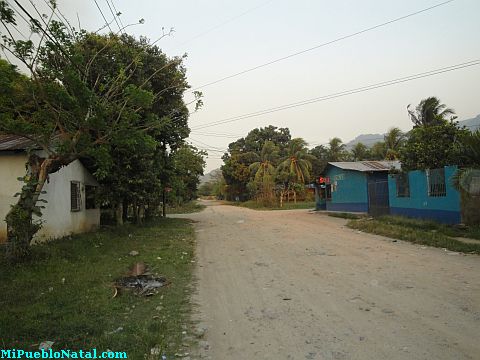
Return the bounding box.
[235,126,291,157]
[399,121,470,171]
[278,138,313,183]
[277,138,314,200]
[212,175,227,199]
[451,130,480,225]
[249,141,279,182]
[351,142,370,161]
[309,145,329,177]
[327,137,349,161]
[221,151,256,201]
[383,127,405,160]
[407,97,456,127]
[248,141,279,204]
[199,171,226,199]
[222,126,291,201]
[168,144,206,205]
[452,130,480,192]
[370,141,387,160]
[198,182,214,197]
[0,3,197,259]
[462,130,480,167]
[74,33,192,223]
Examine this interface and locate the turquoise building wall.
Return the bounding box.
[325,166,369,212]
[388,166,461,224]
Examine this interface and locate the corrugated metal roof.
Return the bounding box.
[328,161,401,172]
[0,134,36,151]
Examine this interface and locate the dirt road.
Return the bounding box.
[175,201,480,360]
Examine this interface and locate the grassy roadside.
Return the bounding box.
[0,218,196,358]
[347,215,480,254]
[225,200,315,211]
[167,200,206,214]
[327,212,365,220]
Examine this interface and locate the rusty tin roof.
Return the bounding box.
[0,134,36,151]
[328,161,401,172]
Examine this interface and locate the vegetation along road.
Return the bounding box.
[175,200,480,360]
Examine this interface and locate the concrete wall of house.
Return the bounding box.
[325,166,368,212]
[0,155,100,243]
[388,166,461,224]
[0,154,28,243]
[34,160,100,242]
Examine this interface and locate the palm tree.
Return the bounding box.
[278,138,314,184]
[249,141,278,203]
[407,97,456,127]
[278,138,314,203]
[383,127,405,160]
[249,141,278,183]
[351,142,369,161]
[370,141,386,160]
[327,137,347,161]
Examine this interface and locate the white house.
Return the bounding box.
[0,135,100,243]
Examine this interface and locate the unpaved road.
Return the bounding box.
[174,201,480,360]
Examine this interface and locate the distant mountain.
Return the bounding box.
[345,114,480,148]
[199,168,222,185]
[345,133,384,149]
[459,114,480,131]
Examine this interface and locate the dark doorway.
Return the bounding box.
[367,173,390,216]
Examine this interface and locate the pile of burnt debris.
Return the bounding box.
[113,262,168,297]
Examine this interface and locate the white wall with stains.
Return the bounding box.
[0,155,100,243]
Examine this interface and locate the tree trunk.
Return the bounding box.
[162,189,167,217]
[5,156,52,261]
[132,202,139,224]
[144,203,154,220]
[122,199,128,223]
[138,205,145,224]
[115,203,123,226]
[294,190,297,204]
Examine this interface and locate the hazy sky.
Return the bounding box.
[8,0,480,171]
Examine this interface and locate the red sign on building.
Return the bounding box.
[319,177,331,184]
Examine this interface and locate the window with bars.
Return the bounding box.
[395,173,410,197]
[426,168,446,197]
[71,181,81,211]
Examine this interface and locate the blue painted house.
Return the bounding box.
[388,165,461,224]
[321,161,401,213]
[316,161,463,224]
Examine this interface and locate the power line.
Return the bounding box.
[192,122,479,143]
[190,131,245,138]
[93,0,113,33]
[192,59,480,131]
[178,0,273,48]
[191,0,456,91]
[109,0,125,30]
[195,123,480,160]
[188,138,227,152]
[5,0,30,29]
[11,0,81,71]
[105,0,122,34]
